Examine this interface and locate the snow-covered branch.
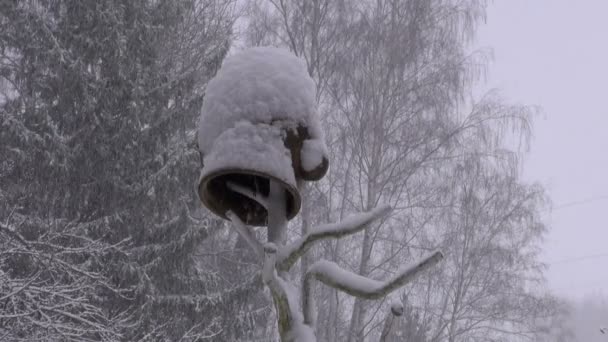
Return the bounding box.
[0,221,30,248]
[305,251,443,300]
[0,217,134,341]
[227,210,264,259]
[277,205,392,271]
[262,243,316,342]
[262,243,279,285]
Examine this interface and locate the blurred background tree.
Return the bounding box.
[0,1,267,340]
[0,0,572,341]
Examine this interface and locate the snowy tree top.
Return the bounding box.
[198,46,320,156]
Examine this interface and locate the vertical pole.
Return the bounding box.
[265,179,296,341]
[267,179,287,244]
[300,184,314,326]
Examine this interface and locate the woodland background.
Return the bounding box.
[0,1,574,341]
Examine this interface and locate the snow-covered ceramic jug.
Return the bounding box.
[197,47,328,226]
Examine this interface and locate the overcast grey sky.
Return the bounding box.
[476,0,608,300]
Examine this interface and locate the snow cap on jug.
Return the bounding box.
[197,46,329,226]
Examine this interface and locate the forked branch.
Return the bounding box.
[277,205,392,271]
[262,243,314,341]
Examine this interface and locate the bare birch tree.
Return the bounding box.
[413,124,555,341]
[244,0,563,341]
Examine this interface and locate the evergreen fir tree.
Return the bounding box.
[0,1,258,340]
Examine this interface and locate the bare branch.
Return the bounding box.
[305,251,443,300]
[277,205,392,271]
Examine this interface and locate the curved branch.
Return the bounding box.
[305,251,443,300]
[227,211,263,259]
[226,181,269,209]
[277,205,392,271]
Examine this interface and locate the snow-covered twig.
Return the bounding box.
[262,243,279,285]
[0,221,30,248]
[0,270,41,301]
[304,251,443,300]
[227,211,263,259]
[277,205,392,271]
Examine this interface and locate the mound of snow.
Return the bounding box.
[198,47,323,157]
[300,139,328,172]
[203,121,295,186]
